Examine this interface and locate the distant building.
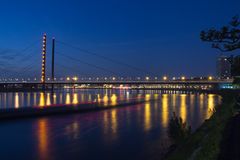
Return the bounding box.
[217,55,231,79]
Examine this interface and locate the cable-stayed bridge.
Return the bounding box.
[0,34,234,92]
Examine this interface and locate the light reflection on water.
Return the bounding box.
[162,94,168,128]
[0,89,222,160]
[180,94,187,122]
[37,119,49,160]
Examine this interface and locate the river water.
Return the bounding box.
[0,89,221,160]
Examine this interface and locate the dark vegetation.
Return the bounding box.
[218,108,240,160]
[165,16,240,159]
[168,112,191,144]
[201,15,240,79]
[165,93,237,160]
[201,15,240,52]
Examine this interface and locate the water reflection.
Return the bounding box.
[199,94,204,109]
[207,94,215,118]
[39,92,45,107]
[111,94,117,106]
[103,111,109,134]
[144,102,151,131]
[65,121,80,140]
[37,119,49,160]
[0,90,223,160]
[97,94,101,103]
[0,89,221,127]
[46,93,51,106]
[72,93,78,104]
[14,93,19,109]
[162,94,168,128]
[180,94,187,122]
[111,110,118,135]
[53,93,57,104]
[65,93,70,105]
[33,93,37,106]
[145,94,151,101]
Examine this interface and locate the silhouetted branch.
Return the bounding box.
[201,15,240,52]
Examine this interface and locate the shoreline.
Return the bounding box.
[165,92,237,160]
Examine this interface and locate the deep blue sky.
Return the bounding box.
[0,0,239,78]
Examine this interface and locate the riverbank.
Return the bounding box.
[218,111,240,159]
[165,93,237,160]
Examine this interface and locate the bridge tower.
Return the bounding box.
[41,34,47,83]
[51,38,55,81]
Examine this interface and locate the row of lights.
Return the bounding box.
[64,76,214,81]
[145,76,213,81]
[41,34,47,83]
[0,76,215,82]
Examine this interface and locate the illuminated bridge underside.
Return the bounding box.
[0,80,233,91]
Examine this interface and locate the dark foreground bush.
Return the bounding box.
[168,112,191,144]
[166,94,236,160]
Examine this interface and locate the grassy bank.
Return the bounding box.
[166,93,237,160]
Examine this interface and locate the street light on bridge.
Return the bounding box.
[181,76,186,80]
[72,76,78,81]
[208,76,213,80]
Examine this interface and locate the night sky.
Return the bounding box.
[0,0,239,78]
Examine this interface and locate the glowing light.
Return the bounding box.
[111,110,118,135]
[112,77,116,81]
[72,76,78,81]
[162,94,169,128]
[103,95,109,106]
[97,94,101,103]
[145,94,151,101]
[41,34,47,83]
[145,76,150,81]
[180,94,187,122]
[163,76,168,81]
[65,93,70,104]
[72,93,78,104]
[14,93,19,109]
[199,94,204,109]
[39,92,45,107]
[66,77,70,81]
[207,94,215,118]
[144,102,151,131]
[37,119,49,160]
[181,76,186,80]
[46,93,51,105]
[33,93,37,106]
[208,76,213,80]
[154,94,159,100]
[53,94,57,104]
[111,94,117,106]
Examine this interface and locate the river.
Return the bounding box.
[0,89,221,160]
